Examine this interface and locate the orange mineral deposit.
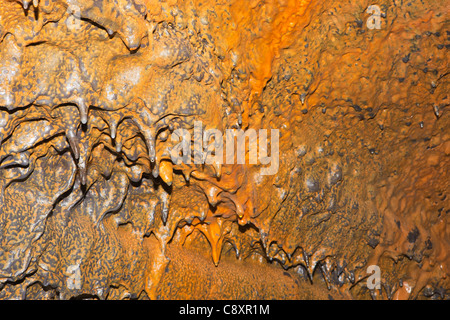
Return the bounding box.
[0,0,448,300]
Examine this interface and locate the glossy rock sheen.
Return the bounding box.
[0,0,448,300]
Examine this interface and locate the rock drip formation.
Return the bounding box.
[0,0,448,299]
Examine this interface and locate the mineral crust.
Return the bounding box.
[0,0,448,300]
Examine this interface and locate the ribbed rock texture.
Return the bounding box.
[0,0,448,299]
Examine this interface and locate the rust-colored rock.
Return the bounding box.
[0,0,448,300]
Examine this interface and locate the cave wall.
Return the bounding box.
[0,0,448,299]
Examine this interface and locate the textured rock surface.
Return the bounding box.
[0,0,448,299]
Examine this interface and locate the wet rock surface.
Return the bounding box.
[0,0,448,299]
